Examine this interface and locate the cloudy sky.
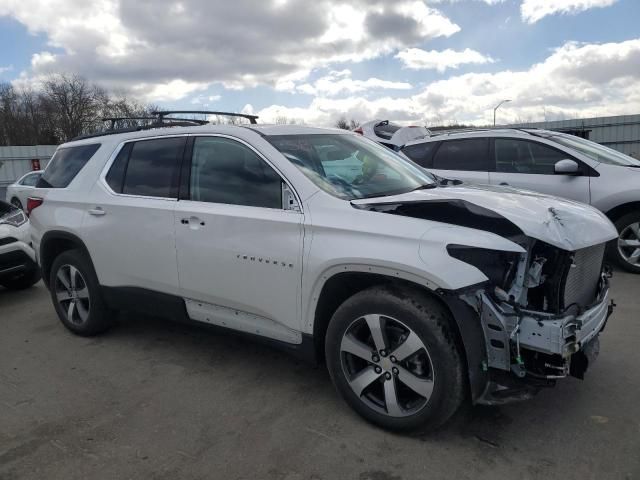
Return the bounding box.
[0,0,639,126]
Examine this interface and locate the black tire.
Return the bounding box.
[49,249,114,336]
[10,197,23,210]
[0,266,41,290]
[325,285,465,433]
[609,212,640,274]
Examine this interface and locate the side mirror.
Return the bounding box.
[554,159,580,175]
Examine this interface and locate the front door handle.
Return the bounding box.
[181,217,205,226]
[500,182,510,186]
[88,207,106,216]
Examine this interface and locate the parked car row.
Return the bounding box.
[357,120,640,273]
[23,111,618,433]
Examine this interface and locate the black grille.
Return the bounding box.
[562,243,606,309]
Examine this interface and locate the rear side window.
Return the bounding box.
[402,142,440,168]
[121,137,185,198]
[20,172,42,186]
[37,144,100,188]
[432,138,489,171]
[105,143,132,193]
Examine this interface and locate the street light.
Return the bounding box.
[493,99,511,126]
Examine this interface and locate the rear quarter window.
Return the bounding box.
[37,144,101,188]
[402,142,440,168]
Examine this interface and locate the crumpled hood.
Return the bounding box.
[352,183,618,251]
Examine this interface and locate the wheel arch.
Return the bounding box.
[40,231,95,288]
[311,269,488,401]
[604,201,640,224]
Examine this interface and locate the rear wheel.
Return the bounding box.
[611,213,640,273]
[10,197,23,210]
[325,285,465,432]
[49,249,114,336]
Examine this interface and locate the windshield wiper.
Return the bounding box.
[410,183,438,191]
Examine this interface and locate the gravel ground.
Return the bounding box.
[1,273,639,480]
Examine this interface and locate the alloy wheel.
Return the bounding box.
[340,314,434,418]
[617,222,640,267]
[54,264,91,325]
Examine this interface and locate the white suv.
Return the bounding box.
[29,114,618,431]
[0,200,40,289]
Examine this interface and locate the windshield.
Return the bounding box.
[266,133,435,200]
[549,133,640,167]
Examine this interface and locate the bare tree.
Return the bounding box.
[335,116,360,130]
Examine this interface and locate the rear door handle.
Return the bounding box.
[88,207,106,216]
[500,182,510,186]
[181,217,205,226]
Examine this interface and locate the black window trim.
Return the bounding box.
[100,134,188,201]
[178,133,303,213]
[431,137,491,172]
[489,136,598,176]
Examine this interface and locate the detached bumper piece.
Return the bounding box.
[476,287,613,405]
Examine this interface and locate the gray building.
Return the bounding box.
[509,114,640,158]
[0,145,57,200]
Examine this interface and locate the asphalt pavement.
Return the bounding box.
[1,274,639,479]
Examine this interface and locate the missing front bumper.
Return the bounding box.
[478,287,612,374]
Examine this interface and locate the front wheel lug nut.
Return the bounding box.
[380,350,387,357]
[372,355,380,363]
[390,356,396,363]
[384,372,392,380]
[392,367,399,375]
[374,366,382,374]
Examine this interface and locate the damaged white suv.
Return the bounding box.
[29,114,618,432]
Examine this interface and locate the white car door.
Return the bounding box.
[174,135,304,344]
[488,137,591,204]
[83,137,185,294]
[403,138,490,184]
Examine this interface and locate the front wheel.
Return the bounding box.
[611,213,640,273]
[325,285,465,432]
[49,249,115,336]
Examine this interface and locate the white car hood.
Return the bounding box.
[353,183,618,251]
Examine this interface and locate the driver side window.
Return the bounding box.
[495,138,567,175]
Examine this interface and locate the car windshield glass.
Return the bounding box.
[549,133,640,167]
[266,134,435,200]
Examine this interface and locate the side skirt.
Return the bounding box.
[100,286,318,364]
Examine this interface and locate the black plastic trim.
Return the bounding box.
[100,286,318,364]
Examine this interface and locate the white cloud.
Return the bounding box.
[521,0,618,23]
[0,0,460,99]
[396,48,494,72]
[255,39,640,127]
[296,70,412,96]
[0,65,13,74]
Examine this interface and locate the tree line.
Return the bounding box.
[0,74,154,146]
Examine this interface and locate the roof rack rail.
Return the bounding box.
[152,110,259,124]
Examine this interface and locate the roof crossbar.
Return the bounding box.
[152,110,259,124]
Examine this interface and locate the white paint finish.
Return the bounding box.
[4,171,43,208]
[81,181,180,294]
[353,183,618,251]
[488,170,590,204]
[175,199,304,332]
[0,221,35,262]
[184,298,301,344]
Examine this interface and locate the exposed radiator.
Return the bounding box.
[563,243,606,309]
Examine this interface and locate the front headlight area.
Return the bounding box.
[0,209,28,227]
[446,244,521,294]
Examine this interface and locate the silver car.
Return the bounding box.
[361,122,640,273]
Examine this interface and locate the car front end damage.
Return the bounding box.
[450,240,614,404]
[353,184,619,404]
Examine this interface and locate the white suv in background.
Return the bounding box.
[0,200,40,290]
[29,113,617,432]
[360,121,640,273]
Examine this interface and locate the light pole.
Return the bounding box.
[493,99,511,126]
